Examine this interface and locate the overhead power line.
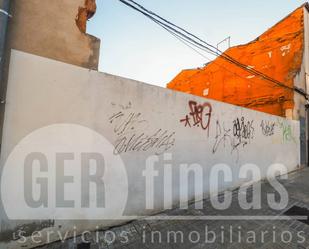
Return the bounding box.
[153,18,261,87]
[118,0,308,99]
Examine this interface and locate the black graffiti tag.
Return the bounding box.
[212,120,248,163]
[109,109,176,155]
[212,120,233,154]
[260,120,276,136]
[233,117,254,147]
[114,129,176,155]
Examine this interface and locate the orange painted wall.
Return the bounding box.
[167,6,305,117]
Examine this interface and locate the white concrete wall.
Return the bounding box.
[0,50,301,248]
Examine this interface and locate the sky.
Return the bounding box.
[88,0,306,87]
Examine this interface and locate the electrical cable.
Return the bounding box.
[119,0,308,99]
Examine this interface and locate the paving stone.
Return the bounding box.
[39,168,309,249]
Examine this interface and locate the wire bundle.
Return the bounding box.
[119,0,308,99]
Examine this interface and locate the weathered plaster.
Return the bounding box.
[6,0,100,70]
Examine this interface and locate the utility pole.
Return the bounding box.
[0,0,10,152]
[0,0,10,103]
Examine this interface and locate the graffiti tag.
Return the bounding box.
[114,129,176,155]
[260,120,276,137]
[212,119,252,162]
[278,120,296,143]
[212,120,232,154]
[109,110,175,155]
[233,117,254,147]
[180,100,212,135]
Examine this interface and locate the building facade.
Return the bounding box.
[167,4,309,121]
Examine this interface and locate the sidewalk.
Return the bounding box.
[39,168,309,249]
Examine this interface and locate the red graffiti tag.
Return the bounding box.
[180,100,212,135]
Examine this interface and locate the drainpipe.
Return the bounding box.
[0,0,10,103]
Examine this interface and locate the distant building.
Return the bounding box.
[167,4,309,120]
